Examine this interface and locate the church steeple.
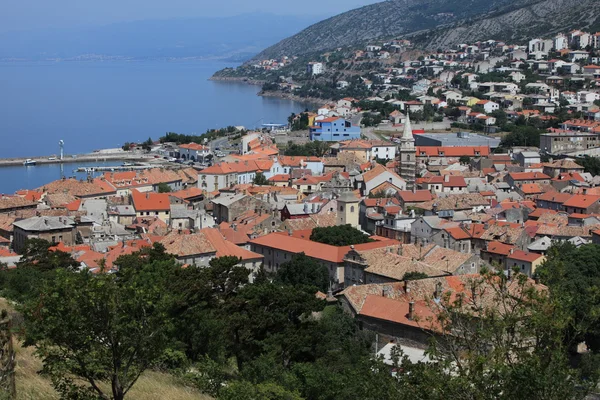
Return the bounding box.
[401,112,414,141]
[397,112,416,191]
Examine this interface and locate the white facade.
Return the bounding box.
[307,62,324,75]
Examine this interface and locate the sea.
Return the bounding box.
[0,60,313,193]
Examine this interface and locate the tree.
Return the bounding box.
[253,172,271,186]
[402,271,429,281]
[537,243,600,352]
[276,253,330,292]
[368,190,388,198]
[395,270,589,399]
[577,156,600,176]
[157,182,172,193]
[141,137,153,152]
[309,225,374,246]
[459,155,471,165]
[23,259,178,400]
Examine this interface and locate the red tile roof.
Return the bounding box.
[507,250,544,263]
[562,195,600,209]
[131,189,171,212]
[485,241,515,256]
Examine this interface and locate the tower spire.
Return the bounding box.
[402,112,413,141]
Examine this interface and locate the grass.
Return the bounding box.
[0,298,211,400]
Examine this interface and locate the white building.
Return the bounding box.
[307,62,324,75]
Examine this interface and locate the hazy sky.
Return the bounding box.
[1,0,380,33]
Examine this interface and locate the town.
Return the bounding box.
[2,26,600,400]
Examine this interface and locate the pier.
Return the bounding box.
[0,151,154,168]
[74,164,158,173]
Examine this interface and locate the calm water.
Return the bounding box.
[0,60,312,193]
[0,161,125,195]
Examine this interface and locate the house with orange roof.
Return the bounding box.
[0,195,38,214]
[356,164,406,196]
[103,168,183,195]
[38,177,116,199]
[160,228,263,277]
[169,187,205,204]
[250,231,399,286]
[130,189,172,222]
[270,156,324,176]
[177,142,211,161]
[506,249,545,277]
[562,194,600,215]
[535,191,572,211]
[338,275,545,345]
[268,174,290,187]
[505,172,550,188]
[516,183,544,200]
[480,241,515,268]
[417,175,467,194]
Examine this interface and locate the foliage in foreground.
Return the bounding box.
[1,240,600,399]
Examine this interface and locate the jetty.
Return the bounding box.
[0,151,154,168]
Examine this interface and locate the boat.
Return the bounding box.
[23,159,36,166]
[122,162,135,167]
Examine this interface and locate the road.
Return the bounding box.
[209,137,230,151]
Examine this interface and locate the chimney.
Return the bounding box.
[408,301,415,320]
[146,192,150,199]
[510,248,514,255]
[288,229,292,236]
[444,175,450,183]
[397,246,403,256]
[412,185,416,194]
[435,281,443,299]
[403,280,410,293]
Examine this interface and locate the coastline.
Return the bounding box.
[210,74,330,105]
[209,75,266,86]
[257,90,330,106]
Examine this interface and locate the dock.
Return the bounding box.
[74,164,157,173]
[0,152,154,168]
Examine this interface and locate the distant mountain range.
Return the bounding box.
[253,0,600,59]
[0,14,320,61]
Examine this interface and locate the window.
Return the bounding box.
[340,206,344,211]
[51,236,56,243]
[350,206,355,212]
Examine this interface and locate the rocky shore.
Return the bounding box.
[257,90,328,105]
[209,75,265,86]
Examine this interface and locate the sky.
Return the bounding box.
[0,0,381,33]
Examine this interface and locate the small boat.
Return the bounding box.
[122,162,134,167]
[23,159,36,166]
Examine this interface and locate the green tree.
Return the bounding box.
[367,190,388,198]
[402,271,429,281]
[157,182,172,193]
[23,259,178,400]
[253,172,271,186]
[310,225,374,246]
[142,137,153,152]
[395,270,588,400]
[459,155,471,165]
[537,243,600,351]
[276,253,330,292]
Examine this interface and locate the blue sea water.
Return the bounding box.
[0,60,312,192]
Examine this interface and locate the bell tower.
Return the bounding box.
[397,113,416,190]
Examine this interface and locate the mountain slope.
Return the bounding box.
[417,0,600,49]
[254,0,600,59]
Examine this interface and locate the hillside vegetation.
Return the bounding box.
[254,0,600,59]
[0,298,210,400]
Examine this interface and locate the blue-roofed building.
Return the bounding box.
[309,117,361,141]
